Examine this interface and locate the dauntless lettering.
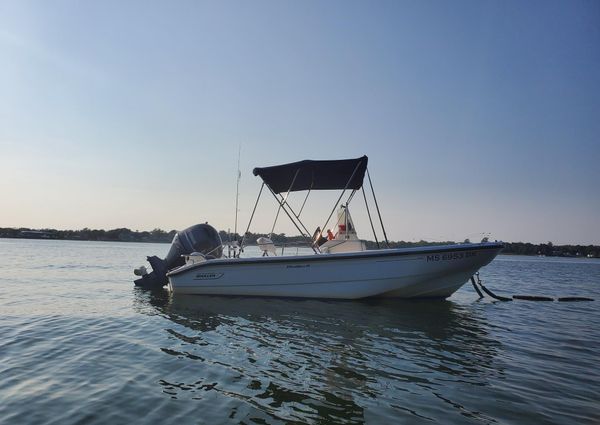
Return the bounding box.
[193,272,224,280]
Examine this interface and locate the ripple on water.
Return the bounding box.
[1,242,600,424]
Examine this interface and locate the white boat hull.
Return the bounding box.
[167,243,503,299]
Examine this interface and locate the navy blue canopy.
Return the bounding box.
[253,156,368,194]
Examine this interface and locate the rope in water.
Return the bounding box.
[470,273,594,302]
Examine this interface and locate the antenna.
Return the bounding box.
[234,145,241,240]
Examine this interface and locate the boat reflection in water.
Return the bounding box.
[133,290,504,423]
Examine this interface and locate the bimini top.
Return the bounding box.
[253,155,368,194]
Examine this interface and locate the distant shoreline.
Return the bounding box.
[1,227,598,258]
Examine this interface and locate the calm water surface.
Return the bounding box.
[1,239,599,424]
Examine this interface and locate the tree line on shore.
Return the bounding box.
[0,227,598,258]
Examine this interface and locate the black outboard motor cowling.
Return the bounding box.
[134,223,222,289]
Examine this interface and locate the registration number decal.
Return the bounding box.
[427,251,476,262]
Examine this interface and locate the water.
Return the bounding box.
[1,239,599,424]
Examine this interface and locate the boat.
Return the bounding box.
[134,155,503,299]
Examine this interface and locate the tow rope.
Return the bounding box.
[470,272,594,302]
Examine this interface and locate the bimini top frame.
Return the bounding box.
[240,155,389,254]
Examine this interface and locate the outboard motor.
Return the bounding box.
[134,223,223,289]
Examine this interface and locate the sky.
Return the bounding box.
[1,1,599,245]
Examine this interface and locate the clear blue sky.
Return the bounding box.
[1,1,599,244]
